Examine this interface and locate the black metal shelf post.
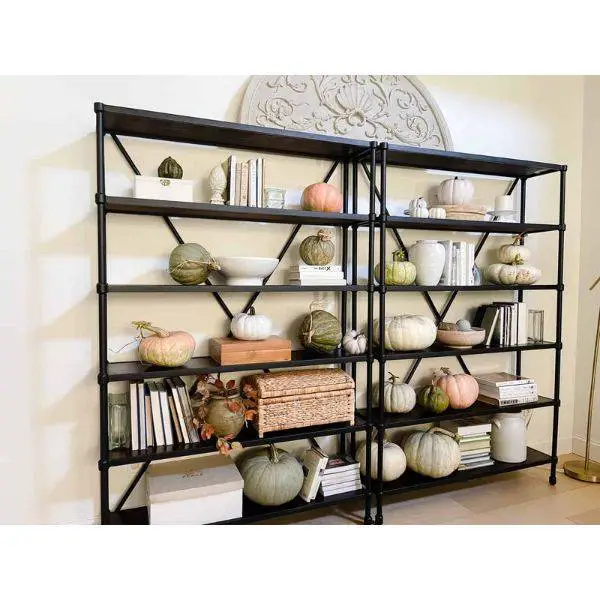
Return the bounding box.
[94,103,566,526]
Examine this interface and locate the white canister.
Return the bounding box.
[491,412,527,463]
[408,240,446,286]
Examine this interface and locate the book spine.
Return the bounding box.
[291,264,343,272]
[480,395,538,406]
[234,161,242,206]
[256,158,263,208]
[478,385,538,398]
[130,382,139,451]
[468,243,475,285]
[439,241,452,285]
[248,159,257,207]
[518,302,528,345]
[240,161,249,206]
[460,241,467,286]
[138,383,146,450]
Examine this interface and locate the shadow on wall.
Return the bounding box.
[30,132,100,524]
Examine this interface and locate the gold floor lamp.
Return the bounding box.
[564,275,600,482]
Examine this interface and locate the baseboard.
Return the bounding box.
[529,436,572,457]
[571,436,600,462]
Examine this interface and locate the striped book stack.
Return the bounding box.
[474,372,538,406]
[288,264,347,286]
[440,419,494,471]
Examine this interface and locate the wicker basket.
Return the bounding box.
[430,203,488,221]
[242,369,355,438]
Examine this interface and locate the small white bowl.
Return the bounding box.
[215,256,279,285]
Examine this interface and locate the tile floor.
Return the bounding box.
[264,455,600,525]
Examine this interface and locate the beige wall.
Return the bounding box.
[0,76,585,524]
[573,76,600,460]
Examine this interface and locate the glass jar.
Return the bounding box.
[263,187,286,209]
[109,392,130,450]
[528,309,544,343]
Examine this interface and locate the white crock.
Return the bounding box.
[491,412,527,463]
[408,240,446,286]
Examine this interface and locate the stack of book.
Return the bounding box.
[319,455,362,497]
[474,372,538,406]
[288,264,347,286]
[473,302,527,346]
[439,241,475,285]
[128,377,200,451]
[299,441,362,502]
[221,155,265,207]
[441,419,494,470]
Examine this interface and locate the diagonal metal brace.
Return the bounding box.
[114,461,150,512]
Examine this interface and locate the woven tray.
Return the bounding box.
[430,203,488,221]
[253,390,355,438]
[242,368,354,399]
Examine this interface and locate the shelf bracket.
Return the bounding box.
[114,461,150,513]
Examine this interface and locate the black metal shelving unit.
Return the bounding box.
[95,103,566,525]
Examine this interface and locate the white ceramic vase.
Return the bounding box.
[408,240,445,286]
[491,412,527,463]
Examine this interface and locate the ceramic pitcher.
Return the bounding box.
[408,240,445,286]
[491,412,527,463]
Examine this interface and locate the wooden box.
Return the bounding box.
[209,336,292,366]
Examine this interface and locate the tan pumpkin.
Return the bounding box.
[301,183,343,213]
[484,262,541,286]
[433,367,479,409]
[133,321,195,367]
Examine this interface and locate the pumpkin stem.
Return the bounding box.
[268,444,280,463]
[317,229,333,242]
[512,232,526,245]
[132,321,170,338]
[247,307,256,316]
[388,371,400,383]
[440,366,452,376]
[429,426,459,441]
[392,249,406,262]
[511,256,525,266]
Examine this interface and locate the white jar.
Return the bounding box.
[408,240,446,286]
[491,412,527,463]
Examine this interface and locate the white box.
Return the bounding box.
[147,455,244,525]
[134,175,194,202]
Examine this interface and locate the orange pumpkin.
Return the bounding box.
[301,183,343,213]
[433,367,479,409]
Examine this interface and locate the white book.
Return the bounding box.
[299,446,329,503]
[147,381,165,447]
[248,159,257,207]
[439,241,453,285]
[173,377,200,443]
[129,381,139,451]
[256,158,263,207]
[479,395,539,407]
[291,264,343,273]
[288,278,347,286]
[156,381,174,446]
[320,480,362,497]
[144,386,154,447]
[321,473,361,488]
[288,270,345,279]
[458,459,495,470]
[517,302,528,344]
[461,453,492,463]
[165,379,190,444]
[452,243,460,285]
[478,384,538,398]
[474,372,536,387]
[233,161,242,206]
[511,303,518,346]
[442,419,492,436]
[137,382,146,450]
[460,241,468,286]
[240,161,249,206]
[228,155,237,205]
[468,243,475,285]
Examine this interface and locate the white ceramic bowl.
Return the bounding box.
[215,256,279,285]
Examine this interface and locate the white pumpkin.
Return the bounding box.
[402,427,461,478]
[428,206,446,219]
[409,197,429,218]
[375,373,416,413]
[342,330,367,355]
[484,263,541,286]
[498,236,532,265]
[437,177,474,206]
[230,307,272,340]
[374,314,437,351]
[356,438,407,481]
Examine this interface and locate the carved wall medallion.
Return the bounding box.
[239,75,453,150]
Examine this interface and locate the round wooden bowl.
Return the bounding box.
[436,327,486,348]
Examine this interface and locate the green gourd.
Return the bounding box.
[158,156,183,179]
[417,384,450,414]
[299,229,335,265]
[237,445,304,506]
[298,307,342,353]
[374,250,417,285]
[168,243,220,285]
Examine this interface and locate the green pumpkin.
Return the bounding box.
[204,396,245,439]
[417,385,449,414]
[237,445,304,506]
[298,309,342,353]
[158,156,183,179]
[374,250,417,285]
[168,243,220,285]
[299,229,335,266]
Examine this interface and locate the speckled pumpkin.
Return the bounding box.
[134,321,195,367]
[299,229,335,265]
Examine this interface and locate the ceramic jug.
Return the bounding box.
[491,412,527,463]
